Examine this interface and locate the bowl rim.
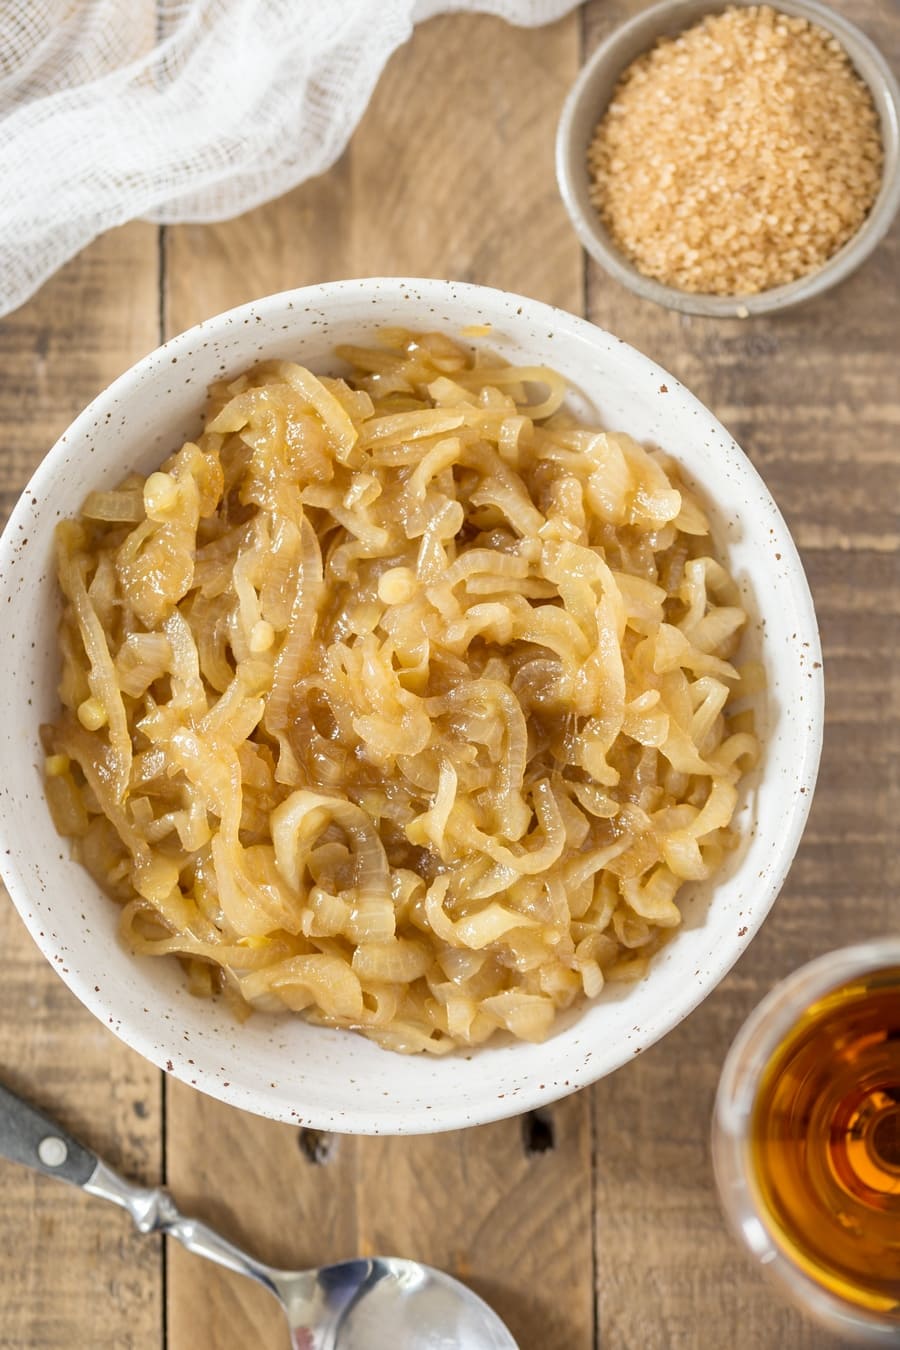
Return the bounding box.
[0,277,825,1132]
[556,0,900,318]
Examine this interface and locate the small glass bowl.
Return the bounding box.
[712,939,900,1343]
[555,0,900,317]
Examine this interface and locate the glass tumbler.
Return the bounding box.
[712,940,900,1343]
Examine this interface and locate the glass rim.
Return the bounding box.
[712,940,900,1343]
[717,939,900,1134]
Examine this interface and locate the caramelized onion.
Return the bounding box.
[46,330,757,1053]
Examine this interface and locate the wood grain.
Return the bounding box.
[0,2,897,1347]
[163,13,589,1350]
[0,222,163,1350]
[583,2,900,1346]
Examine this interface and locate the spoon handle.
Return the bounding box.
[84,1159,286,1295]
[0,1080,97,1184]
[0,1079,284,1297]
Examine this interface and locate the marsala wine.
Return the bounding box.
[750,966,900,1316]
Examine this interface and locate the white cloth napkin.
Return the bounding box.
[0,0,578,318]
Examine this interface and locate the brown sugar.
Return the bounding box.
[587,5,883,295]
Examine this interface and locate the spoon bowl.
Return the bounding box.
[275,1258,516,1349]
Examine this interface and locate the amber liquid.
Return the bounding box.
[750,968,900,1316]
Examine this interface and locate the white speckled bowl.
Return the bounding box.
[0,279,823,1133]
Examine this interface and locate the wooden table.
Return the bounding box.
[1,3,897,1346]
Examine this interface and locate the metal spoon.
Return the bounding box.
[0,1081,518,1350]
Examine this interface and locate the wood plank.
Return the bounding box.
[353,1097,593,1350]
[162,12,581,327]
[582,1,900,1345]
[0,222,163,1349]
[163,12,588,1350]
